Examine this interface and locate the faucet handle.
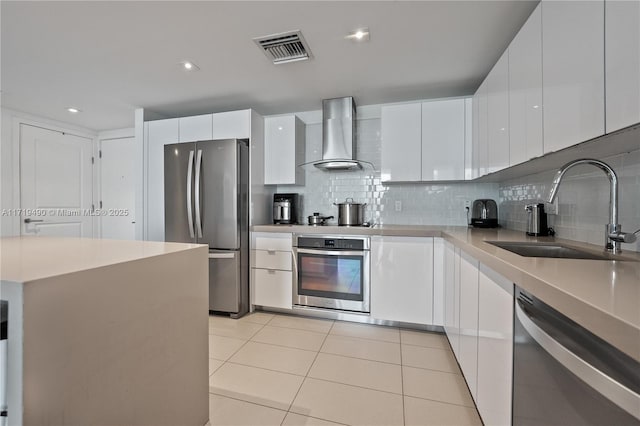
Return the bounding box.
[608,231,637,244]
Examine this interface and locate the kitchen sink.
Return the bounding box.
[486,241,635,261]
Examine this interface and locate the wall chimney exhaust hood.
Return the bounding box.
[301,97,374,171]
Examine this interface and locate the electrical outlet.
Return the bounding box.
[546,197,559,215]
[395,201,402,212]
[464,200,471,209]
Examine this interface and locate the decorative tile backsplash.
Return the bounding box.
[277,117,499,226]
[499,149,640,252]
[276,113,640,252]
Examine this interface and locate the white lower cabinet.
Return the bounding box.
[443,241,461,357]
[371,236,434,324]
[250,232,293,310]
[477,264,514,426]
[443,242,515,426]
[458,250,480,401]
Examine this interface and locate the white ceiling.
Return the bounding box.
[1,1,538,131]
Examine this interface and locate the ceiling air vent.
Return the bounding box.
[253,30,312,65]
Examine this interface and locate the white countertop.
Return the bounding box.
[252,224,640,362]
[0,236,206,283]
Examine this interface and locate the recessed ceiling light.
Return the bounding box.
[67,107,81,113]
[345,28,370,42]
[180,61,200,71]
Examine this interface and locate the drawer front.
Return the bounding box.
[252,269,293,310]
[252,250,292,271]
[252,232,292,251]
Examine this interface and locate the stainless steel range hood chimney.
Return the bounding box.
[311,97,369,171]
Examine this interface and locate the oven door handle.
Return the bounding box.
[293,248,367,257]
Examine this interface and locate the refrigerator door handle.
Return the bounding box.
[195,149,203,238]
[186,150,195,239]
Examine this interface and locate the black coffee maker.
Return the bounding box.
[470,199,499,228]
[273,193,299,224]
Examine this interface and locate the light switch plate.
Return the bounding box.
[395,201,402,212]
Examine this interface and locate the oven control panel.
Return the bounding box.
[295,236,368,250]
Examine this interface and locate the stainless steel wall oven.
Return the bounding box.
[292,235,370,313]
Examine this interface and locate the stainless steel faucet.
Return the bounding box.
[547,158,637,253]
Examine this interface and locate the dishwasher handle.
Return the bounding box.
[515,299,640,420]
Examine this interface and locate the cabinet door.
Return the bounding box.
[212,110,251,139]
[542,0,605,153]
[476,80,489,177]
[421,99,465,180]
[477,264,513,426]
[381,103,422,182]
[472,92,480,179]
[179,114,213,143]
[252,269,293,310]
[509,4,543,166]
[146,118,179,241]
[464,98,473,180]
[371,236,434,324]
[487,50,510,174]
[443,241,460,356]
[606,0,640,132]
[432,238,445,326]
[264,115,304,185]
[458,250,479,401]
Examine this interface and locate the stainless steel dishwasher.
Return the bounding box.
[513,287,640,425]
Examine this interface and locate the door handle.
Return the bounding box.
[186,150,195,239]
[195,149,203,239]
[24,218,43,224]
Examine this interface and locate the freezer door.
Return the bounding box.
[164,143,196,243]
[208,250,240,313]
[196,139,243,249]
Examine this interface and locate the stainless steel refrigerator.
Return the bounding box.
[164,139,249,318]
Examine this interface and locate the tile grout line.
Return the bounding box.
[282,320,335,425]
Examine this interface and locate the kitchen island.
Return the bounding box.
[0,236,209,426]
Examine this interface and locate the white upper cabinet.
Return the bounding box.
[179,114,213,143]
[486,50,510,174]
[212,110,251,139]
[264,115,305,185]
[509,4,543,166]
[542,0,605,153]
[476,80,489,177]
[464,98,473,180]
[381,103,422,182]
[421,99,466,181]
[605,0,640,133]
[371,236,434,325]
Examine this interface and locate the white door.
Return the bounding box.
[20,124,94,237]
[100,137,135,240]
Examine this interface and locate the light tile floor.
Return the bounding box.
[208,312,482,426]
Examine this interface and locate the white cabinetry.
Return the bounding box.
[432,238,445,326]
[605,0,640,132]
[179,114,213,143]
[509,3,543,166]
[542,0,605,153]
[486,50,510,174]
[443,241,461,357]
[264,115,305,185]
[371,236,434,324]
[477,264,514,426]
[381,99,470,182]
[251,232,293,310]
[458,250,479,400]
[381,103,422,182]
[475,80,489,177]
[146,118,179,241]
[421,99,466,181]
[212,110,251,139]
